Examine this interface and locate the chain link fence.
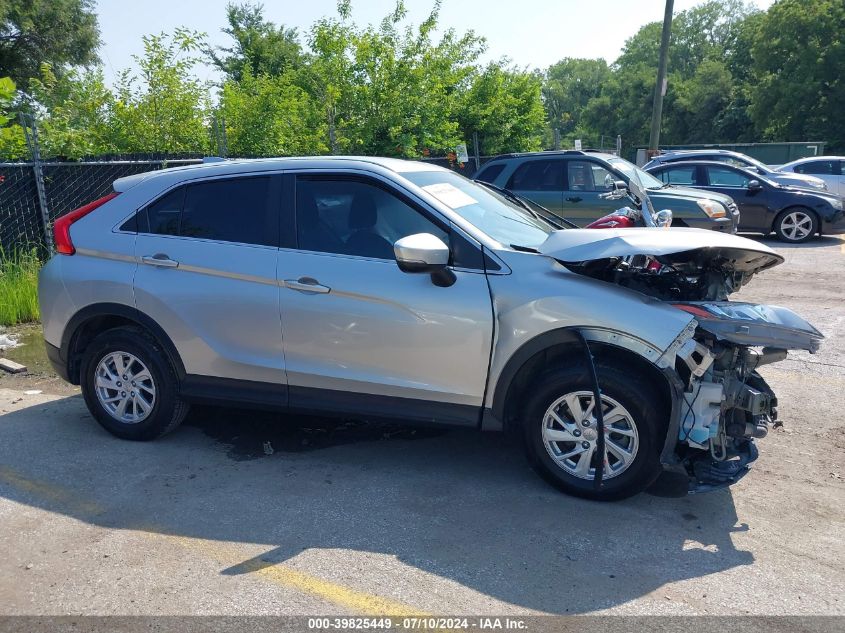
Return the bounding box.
[0,158,202,256]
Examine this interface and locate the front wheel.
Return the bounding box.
[522,363,665,501]
[774,208,818,243]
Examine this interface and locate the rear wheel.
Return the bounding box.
[81,326,189,440]
[522,363,665,501]
[774,208,818,243]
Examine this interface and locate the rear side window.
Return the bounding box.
[140,177,279,247]
[181,177,275,246]
[794,160,838,175]
[474,163,505,183]
[507,160,564,190]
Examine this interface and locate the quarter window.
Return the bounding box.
[295,177,448,260]
[475,163,506,184]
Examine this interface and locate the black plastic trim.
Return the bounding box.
[181,374,288,409]
[490,328,581,422]
[289,385,479,428]
[45,340,69,382]
[60,303,186,384]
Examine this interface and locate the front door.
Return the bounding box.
[276,173,494,426]
[559,159,623,225]
[133,175,287,393]
[701,165,771,232]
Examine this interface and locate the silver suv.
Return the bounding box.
[39,157,823,500]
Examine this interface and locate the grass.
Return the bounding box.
[0,249,41,326]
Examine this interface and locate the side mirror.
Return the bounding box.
[394,233,455,287]
[655,209,673,228]
[612,180,627,191]
[748,179,763,192]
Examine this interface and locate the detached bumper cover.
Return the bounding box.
[675,302,824,352]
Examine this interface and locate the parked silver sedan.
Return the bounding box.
[777,156,845,197]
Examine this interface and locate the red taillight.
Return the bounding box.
[53,192,119,255]
[672,303,713,319]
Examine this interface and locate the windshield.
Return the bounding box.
[402,170,554,248]
[607,157,665,189]
[735,154,772,172]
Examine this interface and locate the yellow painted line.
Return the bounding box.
[1,468,426,616]
[0,465,104,516]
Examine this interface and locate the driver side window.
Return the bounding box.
[567,161,614,192]
[707,166,750,188]
[295,177,448,260]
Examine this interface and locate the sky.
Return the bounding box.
[95,0,776,86]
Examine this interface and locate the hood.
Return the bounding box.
[539,227,783,302]
[647,185,734,205]
[539,227,782,274]
[772,172,826,189]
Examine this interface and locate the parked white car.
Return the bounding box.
[777,156,845,197]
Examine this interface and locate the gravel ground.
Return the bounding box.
[0,235,842,617]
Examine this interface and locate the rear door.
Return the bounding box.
[505,159,565,214]
[133,174,287,394]
[700,165,771,231]
[559,159,622,225]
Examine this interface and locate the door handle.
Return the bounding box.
[141,253,179,268]
[566,196,583,203]
[284,277,331,294]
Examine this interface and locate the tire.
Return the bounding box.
[773,207,818,243]
[80,326,189,441]
[521,362,665,501]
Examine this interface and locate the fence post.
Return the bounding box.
[472,131,480,173]
[19,113,53,256]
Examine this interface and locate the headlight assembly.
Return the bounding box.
[696,199,727,218]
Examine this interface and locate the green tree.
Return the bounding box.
[460,64,545,155]
[111,29,213,154]
[209,2,307,82]
[0,76,25,159]
[29,64,115,158]
[543,58,611,140]
[218,68,326,156]
[750,0,845,149]
[0,0,100,91]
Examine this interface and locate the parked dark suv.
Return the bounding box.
[475,151,739,232]
[645,160,845,242]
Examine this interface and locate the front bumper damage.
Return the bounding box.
[656,302,823,495]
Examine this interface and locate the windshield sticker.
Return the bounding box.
[422,183,478,209]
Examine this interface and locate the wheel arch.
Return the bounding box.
[491,328,673,432]
[60,303,185,385]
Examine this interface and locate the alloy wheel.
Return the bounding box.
[542,391,639,480]
[779,211,814,241]
[94,351,156,424]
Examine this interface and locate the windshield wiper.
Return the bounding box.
[473,180,575,229]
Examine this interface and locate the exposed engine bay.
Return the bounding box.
[563,248,779,301]
[537,228,824,492]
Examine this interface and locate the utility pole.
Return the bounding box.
[648,0,674,156]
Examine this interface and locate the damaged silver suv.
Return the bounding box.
[38,157,823,500]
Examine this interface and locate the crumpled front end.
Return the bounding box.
[663,302,823,493]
